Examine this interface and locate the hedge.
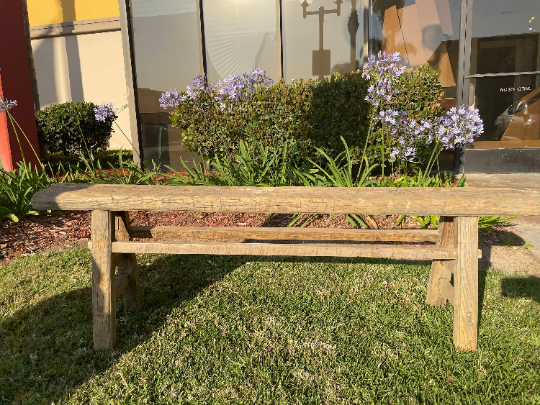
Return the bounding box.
[171,65,444,166]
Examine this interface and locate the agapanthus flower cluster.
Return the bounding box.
[243,68,274,88]
[375,105,483,162]
[160,68,274,111]
[363,52,483,166]
[430,106,484,149]
[375,109,428,161]
[159,89,183,109]
[186,74,210,100]
[214,74,247,103]
[362,51,405,107]
[94,102,118,122]
[0,97,17,114]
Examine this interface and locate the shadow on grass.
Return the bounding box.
[0,253,244,403]
[477,268,490,327]
[500,275,540,303]
[0,252,442,404]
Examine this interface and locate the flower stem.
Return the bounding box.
[114,120,142,160]
[381,126,386,179]
[424,140,440,181]
[359,109,375,176]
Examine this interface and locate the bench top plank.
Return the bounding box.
[31,183,540,216]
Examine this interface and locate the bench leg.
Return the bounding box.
[454,216,479,351]
[426,216,456,306]
[91,210,116,350]
[117,255,143,310]
[114,212,143,310]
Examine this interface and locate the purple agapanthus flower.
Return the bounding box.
[376,109,419,162]
[0,97,17,114]
[186,74,210,100]
[94,103,118,122]
[217,75,245,102]
[159,89,185,109]
[362,51,405,107]
[243,67,274,88]
[362,53,484,165]
[374,108,407,127]
[378,105,483,163]
[421,106,484,149]
[160,68,274,111]
[215,68,273,107]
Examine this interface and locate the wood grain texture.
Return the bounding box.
[31,184,540,216]
[111,253,123,271]
[114,274,130,298]
[438,279,455,306]
[114,212,143,310]
[129,226,440,242]
[426,217,457,306]
[91,210,116,350]
[454,216,479,352]
[111,241,459,260]
[114,211,131,240]
[90,241,481,258]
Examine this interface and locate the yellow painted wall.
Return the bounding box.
[27,0,119,27]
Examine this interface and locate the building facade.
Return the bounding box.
[27,0,134,151]
[27,0,540,173]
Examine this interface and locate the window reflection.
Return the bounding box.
[131,0,203,169]
[470,0,540,75]
[282,0,364,83]
[203,0,279,81]
[369,0,461,95]
[473,76,540,148]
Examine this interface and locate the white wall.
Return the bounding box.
[31,30,133,150]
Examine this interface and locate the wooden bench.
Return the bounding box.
[32,184,540,352]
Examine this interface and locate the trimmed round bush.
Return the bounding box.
[36,102,116,157]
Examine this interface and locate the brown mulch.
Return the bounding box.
[0,210,519,264]
[0,211,425,263]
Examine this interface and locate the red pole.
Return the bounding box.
[0,0,40,171]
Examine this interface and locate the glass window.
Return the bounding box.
[131,0,203,169]
[369,0,461,95]
[470,1,540,75]
[472,75,540,148]
[202,0,279,81]
[282,0,364,83]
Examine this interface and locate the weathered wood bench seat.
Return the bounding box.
[32,184,540,352]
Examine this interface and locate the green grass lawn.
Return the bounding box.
[0,249,539,404]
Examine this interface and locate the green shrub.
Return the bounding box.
[170,66,444,169]
[36,102,116,158]
[94,149,133,166]
[386,65,445,167]
[42,149,133,171]
[171,72,370,163]
[390,65,444,119]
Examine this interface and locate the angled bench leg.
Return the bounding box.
[91,210,116,350]
[454,216,479,351]
[114,211,143,310]
[426,216,456,306]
